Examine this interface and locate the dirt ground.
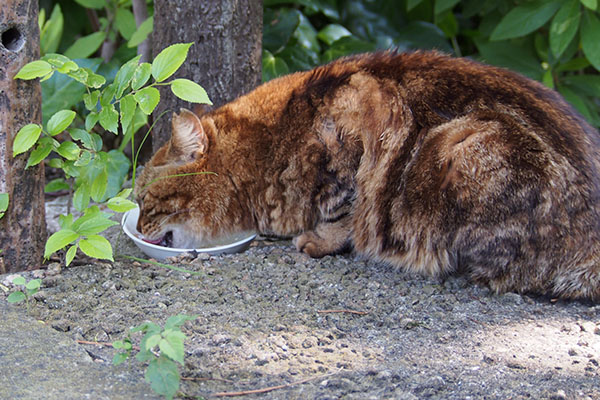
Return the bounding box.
[1,215,599,399]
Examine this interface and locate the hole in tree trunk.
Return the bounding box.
[2,27,25,52]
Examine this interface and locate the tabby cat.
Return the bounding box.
[135,51,600,301]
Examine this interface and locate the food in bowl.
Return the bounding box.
[121,206,256,260]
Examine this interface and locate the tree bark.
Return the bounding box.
[0,0,47,273]
[151,0,262,152]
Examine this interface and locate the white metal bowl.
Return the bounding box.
[121,206,256,260]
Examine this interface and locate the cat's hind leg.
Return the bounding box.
[293,214,353,258]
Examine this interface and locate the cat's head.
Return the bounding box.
[134,108,219,248]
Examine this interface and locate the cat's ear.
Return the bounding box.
[170,108,209,160]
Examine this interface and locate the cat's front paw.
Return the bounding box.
[293,232,330,258]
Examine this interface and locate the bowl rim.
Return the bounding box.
[121,206,257,253]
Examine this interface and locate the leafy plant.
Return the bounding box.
[263,0,600,127]
[14,43,211,265]
[113,314,198,399]
[39,0,152,62]
[6,275,42,313]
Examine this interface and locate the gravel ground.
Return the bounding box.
[1,220,600,399]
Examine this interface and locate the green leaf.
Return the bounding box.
[132,321,161,334]
[128,16,153,48]
[131,63,152,90]
[407,0,425,11]
[83,90,100,111]
[106,196,137,212]
[73,183,91,211]
[47,110,76,136]
[581,0,597,10]
[14,60,53,80]
[74,150,93,167]
[105,150,131,198]
[145,333,162,351]
[321,36,377,63]
[27,137,54,168]
[134,87,160,114]
[475,38,544,80]
[434,0,460,15]
[395,21,453,52]
[40,4,63,55]
[64,31,106,59]
[115,7,136,40]
[117,188,132,198]
[152,42,192,82]
[45,178,70,193]
[558,84,594,122]
[25,279,41,291]
[581,9,600,71]
[99,104,119,134]
[0,193,8,213]
[69,128,93,149]
[120,94,137,135]
[561,74,600,97]
[317,24,352,46]
[7,291,26,303]
[73,214,118,236]
[115,56,141,99]
[76,150,130,203]
[13,124,42,156]
[85,112,99,132]
[56,141,81,161]
[65,244,78,266]
[294,13,320,53]
[56,61,78,74]
[113,352,129,366]
[164,314,197,330]
[74,0,105,9]
[48,158,63,169]
[85,70,106,89]
[159,335,185,365]
[491,0,562,41]
[90,169,108,202]
[90,134,103,152]
[41,58,102,126]
[112,340,125,350]
[146,356,180,399]
[170,79,212,104]
[12,276,26,285]
[437,10,459,38]
[263,8,301,53]
[78,235,114,261]
[59,214,74,230]
[44,229,80,258]
[550,0,581,58]
[278,44,320,72]
[43,53,72,69]
[262,50,289,81]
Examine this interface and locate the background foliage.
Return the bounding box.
[262,0,600,127]
[40,0,600,130]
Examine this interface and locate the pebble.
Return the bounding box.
[549,389,567,400]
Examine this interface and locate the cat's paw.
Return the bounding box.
[293,232,331,258]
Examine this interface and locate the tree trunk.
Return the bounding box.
[151,0,262,151]
[0,1,47,273]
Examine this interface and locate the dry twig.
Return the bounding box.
[317,309,368,315]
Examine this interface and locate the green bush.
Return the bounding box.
[263,0,600,127]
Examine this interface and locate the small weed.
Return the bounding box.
[6,275,41,313]
[113,314,198,399]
